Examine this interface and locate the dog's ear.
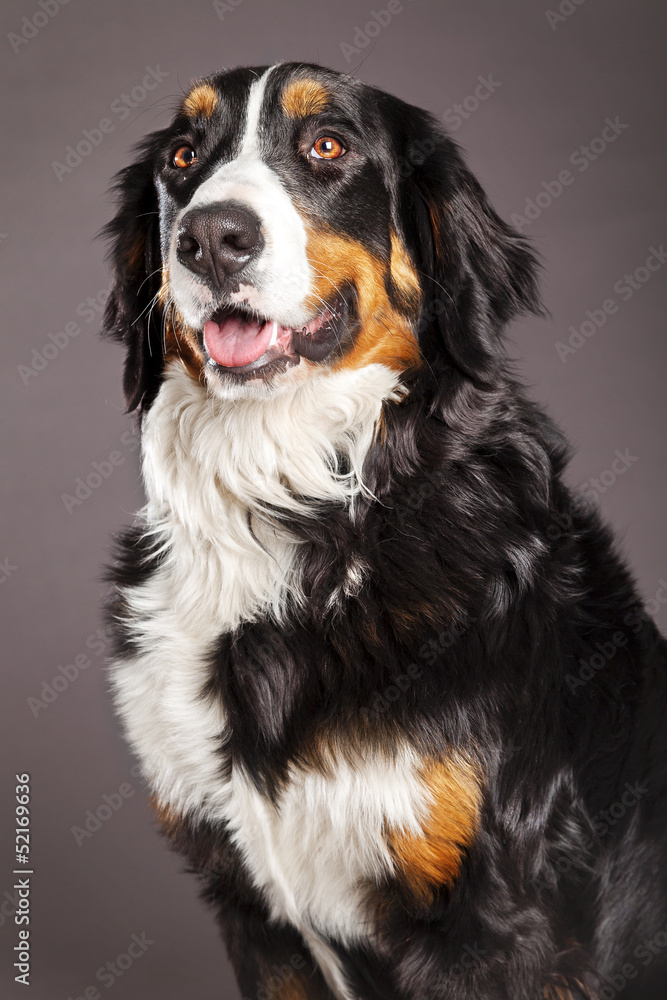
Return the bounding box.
[385,99,543,383]
[101,135,165,412]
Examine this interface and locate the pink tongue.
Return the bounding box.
[204,315,275,367]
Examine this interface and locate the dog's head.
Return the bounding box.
[103,62,541,411]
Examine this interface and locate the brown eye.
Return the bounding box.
[310,136,345,160]
[173,145,198,169]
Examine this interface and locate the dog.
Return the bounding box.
[102,62,667,1000]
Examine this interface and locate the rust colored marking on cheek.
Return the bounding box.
[164,318,204,383]
[305,225,422,373]
[386,755,482,905]
[158,273,206,381]
[389,230,421,313]
[182,83,218,119]
[281,79,330,119]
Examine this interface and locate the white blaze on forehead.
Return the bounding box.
[168,65,313,331]
[237,65,270,158]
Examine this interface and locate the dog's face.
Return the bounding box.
[103,62,541,410]
[157,63,423,399]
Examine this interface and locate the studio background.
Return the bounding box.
[1,0,666,996]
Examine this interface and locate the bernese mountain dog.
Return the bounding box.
[102,62,667,1000]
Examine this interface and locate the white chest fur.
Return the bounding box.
[108,362,423,990]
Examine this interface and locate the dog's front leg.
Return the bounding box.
[217,904,337,1000]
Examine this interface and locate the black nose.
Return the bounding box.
[176,203,263,286]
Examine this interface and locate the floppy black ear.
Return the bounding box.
[387,100,542,383]
[101,135,164,412]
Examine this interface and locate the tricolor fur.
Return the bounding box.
[102,63,667,999]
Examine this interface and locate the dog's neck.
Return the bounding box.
[134,360,404,630]
[141,360,404,528]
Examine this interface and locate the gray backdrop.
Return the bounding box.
[1,0,666,997]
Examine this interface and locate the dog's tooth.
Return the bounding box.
[269,320,278,347]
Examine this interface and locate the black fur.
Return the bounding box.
[103,63,667,999]
[100,130,169,411]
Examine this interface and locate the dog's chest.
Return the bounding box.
[110,562,423,948]
[226,744,422,942]
[109,364,420,959]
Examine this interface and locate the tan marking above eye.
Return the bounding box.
[281,78,330,119]
[311,136,345,160]
[182,82,218,119]
[173,145,198,169]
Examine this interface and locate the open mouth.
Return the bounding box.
[202,292,351,380]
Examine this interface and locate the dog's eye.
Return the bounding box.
[173,145,198,169]
[310,136,346,160]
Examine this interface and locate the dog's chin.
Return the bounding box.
[197,292,352,392]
